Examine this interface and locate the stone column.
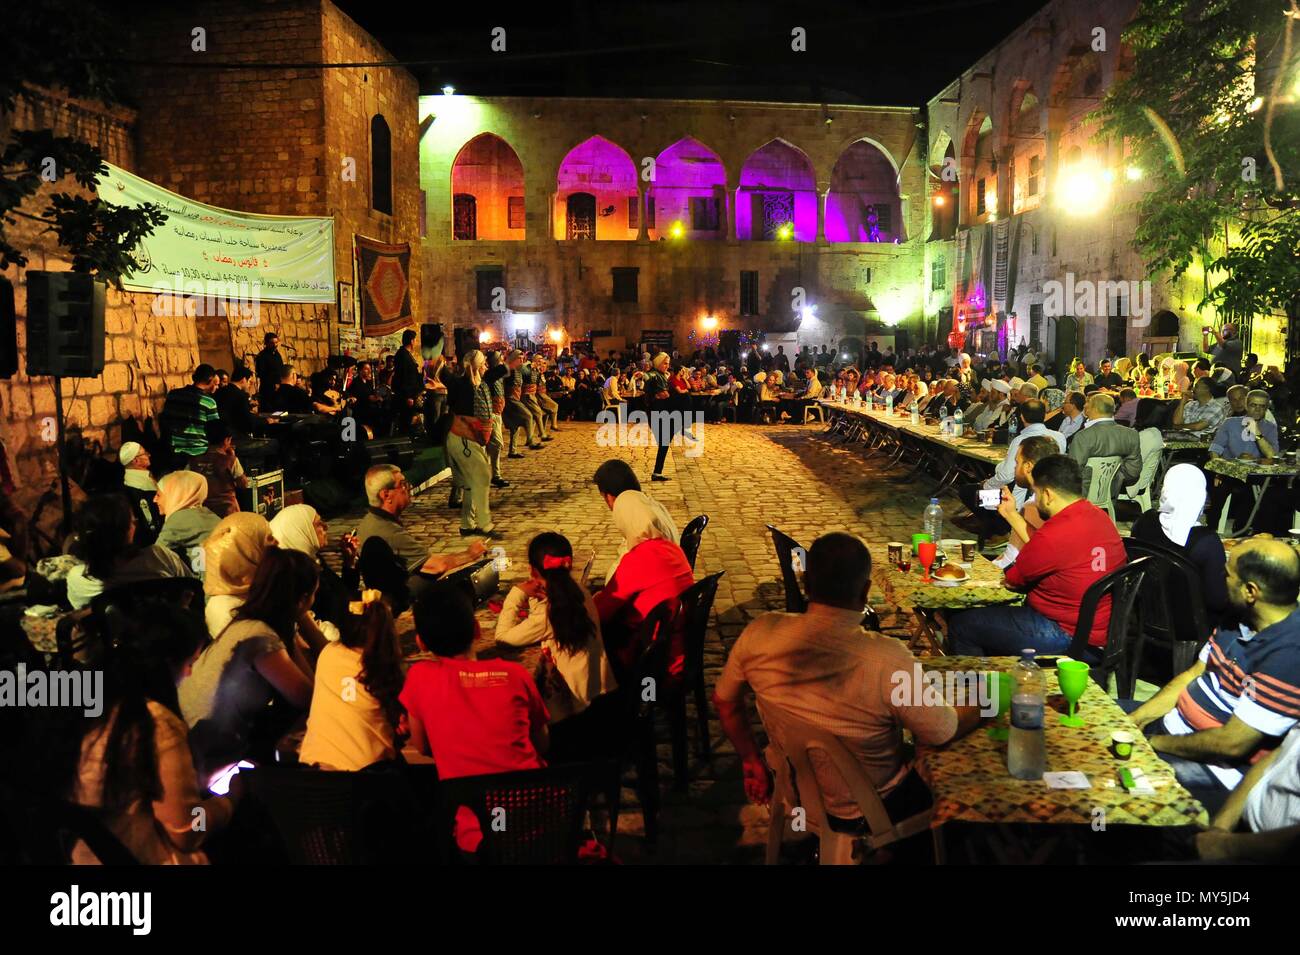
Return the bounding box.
[816,181,830,243]
[727,178,741,241]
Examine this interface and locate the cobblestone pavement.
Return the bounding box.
[328,419,957,863]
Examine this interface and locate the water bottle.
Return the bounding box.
[954,407,964,437]
[910,403,919,425]
[923,497,943,542]
[886,393,894,414]
[1008,650,1047,780]
[1008,414,1019,439]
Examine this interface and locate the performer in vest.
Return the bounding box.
[444,350,507,539]
[502,349,541,456]
[647,352,679,482]
[487,350,509,489]
[521,354,552,442]
[534,355,561,434]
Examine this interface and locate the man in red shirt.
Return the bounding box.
[947,454,1126,658]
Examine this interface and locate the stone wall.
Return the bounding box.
[418,95,926,355]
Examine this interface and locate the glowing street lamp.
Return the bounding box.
[442,85,456,96]
[700,315,719,331]
[478,329,492,343]
[933,194,946,207]
[776,222,794,241]
[547,327,564,343]
[1125,165,1144,181]
[669,221,685,239]
[1056,160,1111,216]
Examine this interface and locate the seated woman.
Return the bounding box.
[180,548,323,780]
[270,503,357,634]
[593,491,695,679]
[66,495,193,610]
[1128,463,1229,622]
[496,532,617,754]
[59,604,237,862]
[154,471,222,575]
[202,512,279,638]
[1040,387,1066,427]
[298,594,406,771]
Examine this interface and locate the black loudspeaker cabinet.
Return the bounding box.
[420,322,444,359]
[452,326,479,360]
[25,271,106,377]
[0,277,16,378]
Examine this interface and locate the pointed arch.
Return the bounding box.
[736,138,816,242]
[826,139,902,243]
[647,136,727,239]
[451,133,525,240]
[554,135,639,240]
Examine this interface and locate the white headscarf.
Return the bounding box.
[1158,463,1206,547]
[270,503,323,559]
[607,490,679,579]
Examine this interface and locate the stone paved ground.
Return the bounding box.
[327,418,963,864]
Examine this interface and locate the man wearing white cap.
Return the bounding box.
[119,442,162,544]
[974,379,1012,431]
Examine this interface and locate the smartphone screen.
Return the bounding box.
[978,489,1001,509]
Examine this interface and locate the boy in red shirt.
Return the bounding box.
[947,454,1126,658]
[400,584,549,852]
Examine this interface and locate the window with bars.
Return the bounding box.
[612,267,638,304]
[1028,155,1041,197]
[453,194,476,240]
[976,179,987,216]
[690,196,720,231]
[740,271,759,316]
[476,267,504,311]
[508,196,525,230]
[930,255,946,291]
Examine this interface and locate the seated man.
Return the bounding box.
[1206,389,1281,533]
[1113,387,1140,426]
[1172,377,1228,433]
[266,366,315,415]
[955,399,1065,542]
[401,584,548,855]
[714,532,984,832]
[1196,723,1300,863]
[947,455,1126,657]
[1127,538,1300,817]
[973,379,1013,431]
[1055,391,1086,439]
[356,464,487,603]
[1066,392,1142,498]
[991,435,1060,568]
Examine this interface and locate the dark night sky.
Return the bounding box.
[332,0,1050,106]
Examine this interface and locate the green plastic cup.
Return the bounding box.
[1057,659,1090,727]
[911,532,932,556]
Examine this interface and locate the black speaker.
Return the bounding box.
[452,326,479,360]
[25,271,106,377]
[420,322,444,359]
[0,277,16,378]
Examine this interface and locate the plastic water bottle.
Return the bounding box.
[910,403,919,425]
[954,407,964,437]
[923,497,943,542]
[1008,414,1019,439]
[1008,650,1047,780]
[886,393,894,414]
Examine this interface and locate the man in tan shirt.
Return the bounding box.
[715,533,983,825]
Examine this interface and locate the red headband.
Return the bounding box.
[541,555,573,571]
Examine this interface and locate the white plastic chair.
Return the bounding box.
[1084,455,1124,521]
[1119,428,1165,512]
[802,403,825,424]
[763,716,932,865]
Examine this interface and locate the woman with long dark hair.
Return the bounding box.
[180,548,323,779]
[46,605,237,862]
[496,532,616,729]
[299,595,408,770]
[65,494,193,610]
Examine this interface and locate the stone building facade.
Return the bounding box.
[418,95,927,358]
[922,0,1285,375]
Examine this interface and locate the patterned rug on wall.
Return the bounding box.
[355,235,412,338]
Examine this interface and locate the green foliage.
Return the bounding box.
[1094,0,1299,318]
[0,1,162,287]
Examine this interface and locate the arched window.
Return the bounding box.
[451,133,525,240]
[370,114,393,215]
[736,139,816,241]
[554,136,637,240]
[826,140,902,242]
[566,192,597,240]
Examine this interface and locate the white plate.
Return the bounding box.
[932,576,968,587]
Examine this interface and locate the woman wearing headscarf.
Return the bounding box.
[119,441,162,545]
[270,503,353,637]
[593,491,694,678]
[1129,463,1228,619]
[1172,360,1192,397]
[1040,387,1067,428]
[203,512,278,638]
[154,472,222,576]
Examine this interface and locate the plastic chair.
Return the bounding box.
[438,762,608,864]
[766,524,880,629]
[802,403,825,424]
[679,514,709,570]
[244,763,438,865]
[1083,455,1124,521]
[763,716,932,865]
[1068,556,1155,699]
[1118,429,1165,512]
[675,571,725,773]
[1123,538,1212,676]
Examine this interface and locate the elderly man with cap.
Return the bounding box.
[974,378,1013,431]
[502,349,541,457]
[119,441,163,544]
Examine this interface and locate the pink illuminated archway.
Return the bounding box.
[451,133,525,240]
[554,135,639,240]
[826,140,901,242]
[648,137,727,239]
[736,139,816,241]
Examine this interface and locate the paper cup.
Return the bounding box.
[1110,730,1134,761]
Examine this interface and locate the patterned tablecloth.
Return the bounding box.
[915,656,1208,828]
[821,401,1007,466]
[1203,456,1300,482]
[870,544,1022,612]
[1161,437,1211,453]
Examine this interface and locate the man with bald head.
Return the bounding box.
[1128,537,1300,813]
[1065,391,1142,497]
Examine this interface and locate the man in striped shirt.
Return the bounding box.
[1127,538,1300,814]
[160,364,221,464]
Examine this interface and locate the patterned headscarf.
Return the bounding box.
[1041,388,1066,412]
